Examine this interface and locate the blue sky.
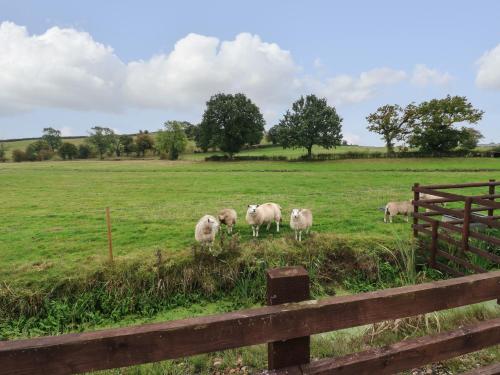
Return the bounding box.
[1,0,499,144]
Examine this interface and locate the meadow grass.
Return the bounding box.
[1,157,499,289]
[1,156,499,373]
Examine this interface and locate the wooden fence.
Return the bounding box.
[1,267,500,375]
[412,180,500,276]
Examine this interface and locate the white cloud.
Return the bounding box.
[0,22,125,115]
[124,33,299,111]
[60,126,74,136]
[410,64,452,86]
[0,21,451,123]
[476,43,500,89]
[307,68,407,105]
[343,132,361,145]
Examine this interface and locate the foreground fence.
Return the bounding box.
[412,180,500,275]
[1,267,499,374]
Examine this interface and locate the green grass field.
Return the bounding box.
[1,157,499,288]
[1,156,499,373]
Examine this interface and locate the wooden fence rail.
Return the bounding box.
[412,180,500,274]
[1,269,500,375]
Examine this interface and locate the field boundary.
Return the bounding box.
[412,180,500,275]
[1,268,499,374]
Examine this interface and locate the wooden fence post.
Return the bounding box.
[462,198,472,253]
[106,207,113,262]
[488,179,495,222]
[267,266,310,370]
[430,221,439,267]
[413,183,420,238]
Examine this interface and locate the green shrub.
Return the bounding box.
[58,142,78,160]
[12,149,27,162]
[0,143,6,162]
[25,140,53,161]
[78,144,92,159]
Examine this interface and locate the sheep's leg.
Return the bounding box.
[276,220,280,233]
[266,223,271,231]
[405,214,409,223]
[299,231,302,242]
[390,215,393,223]
[295,230,298,241]
[252,226,255,237]
[256,225,260,237]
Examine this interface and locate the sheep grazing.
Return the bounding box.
[194,215,219,249]
[384,201,414,223]
[218,208,237,234]
[245,202,282,237]
[290,208,313,242]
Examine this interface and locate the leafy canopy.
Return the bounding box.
[366,104,412,153]
[156,121,188,160]
[276,94,343,158]
[135,130,155,157]
[408,95,483,153]
[58,142,78,160]
[42,127,62,151]
[198,93,265,156]
[87,126,116,159]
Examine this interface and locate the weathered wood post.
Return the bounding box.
[462,198,472,253]
[430,221,439,267]
[413,183,420,238]
[266,266,310,370]
[106,207,113,262]
[488,179,495,223]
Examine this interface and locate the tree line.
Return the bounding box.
[2,92,486,163]
[365,95,484,154]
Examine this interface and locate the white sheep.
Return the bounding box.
[384,201,414,223]
[420,193,446,211]
[218,208,237,234]
[194,215,219,249]
[290,208,313,242]
[245,202,282,237]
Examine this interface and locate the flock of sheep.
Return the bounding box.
[194,203,313,249]
[195,194,438,249]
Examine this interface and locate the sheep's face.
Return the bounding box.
[291,208,301,219]
[247,204,259,215]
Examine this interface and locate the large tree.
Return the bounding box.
[458,127,483,151]
[198,93,265,157]
[156,121,188,160]
[42,127,62,151]
[408,95,483,154]
[266,125,280,145]
[119,135,135,156]
[87,126,116,159]
[276,94,343,158]
[135,130,155,157]
[366,104,413,153]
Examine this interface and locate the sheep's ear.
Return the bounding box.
[247,205,250,208]
[207,218,212,223]
[256,204,260,207]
